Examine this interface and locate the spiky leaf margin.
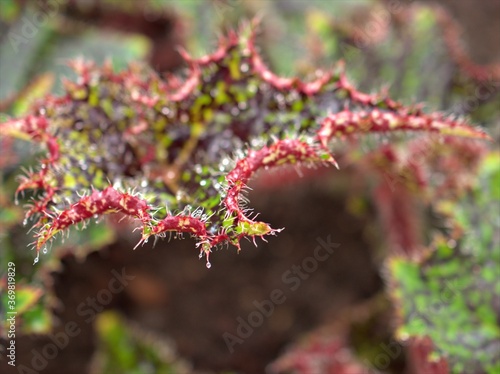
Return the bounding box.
[0,21,489,265]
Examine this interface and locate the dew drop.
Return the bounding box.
[42,247,47,254]
[23,219,28,226]
[199,253,203,259]
[399,332,410,341]
[206,261,212,269]
[33,255,39,265]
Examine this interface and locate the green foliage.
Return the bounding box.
[1,22,488,267]
[390,152,500,373]
[90,311,189,374]
[0,2,498,372]
[1,281,52,334]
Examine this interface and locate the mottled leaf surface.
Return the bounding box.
[0,22,489,265]
[390,152,500,373]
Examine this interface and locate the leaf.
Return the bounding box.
[389,151,500,373]
[0,281,51,335]
[90,311,188,374]
[0,21,490,265]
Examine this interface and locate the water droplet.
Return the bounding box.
[23,219,28,226]
[199,253,203,259]
[206,261,212,269]
[200,180,207,187]
[194,164,203,173]
[42,247,47,254]
[33,255,39,265]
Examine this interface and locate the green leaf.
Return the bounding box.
[91,311,188,374]
[389,150,500,373]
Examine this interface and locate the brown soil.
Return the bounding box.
[3,172,385,374]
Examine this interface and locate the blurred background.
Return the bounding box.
[0,1,499,373]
